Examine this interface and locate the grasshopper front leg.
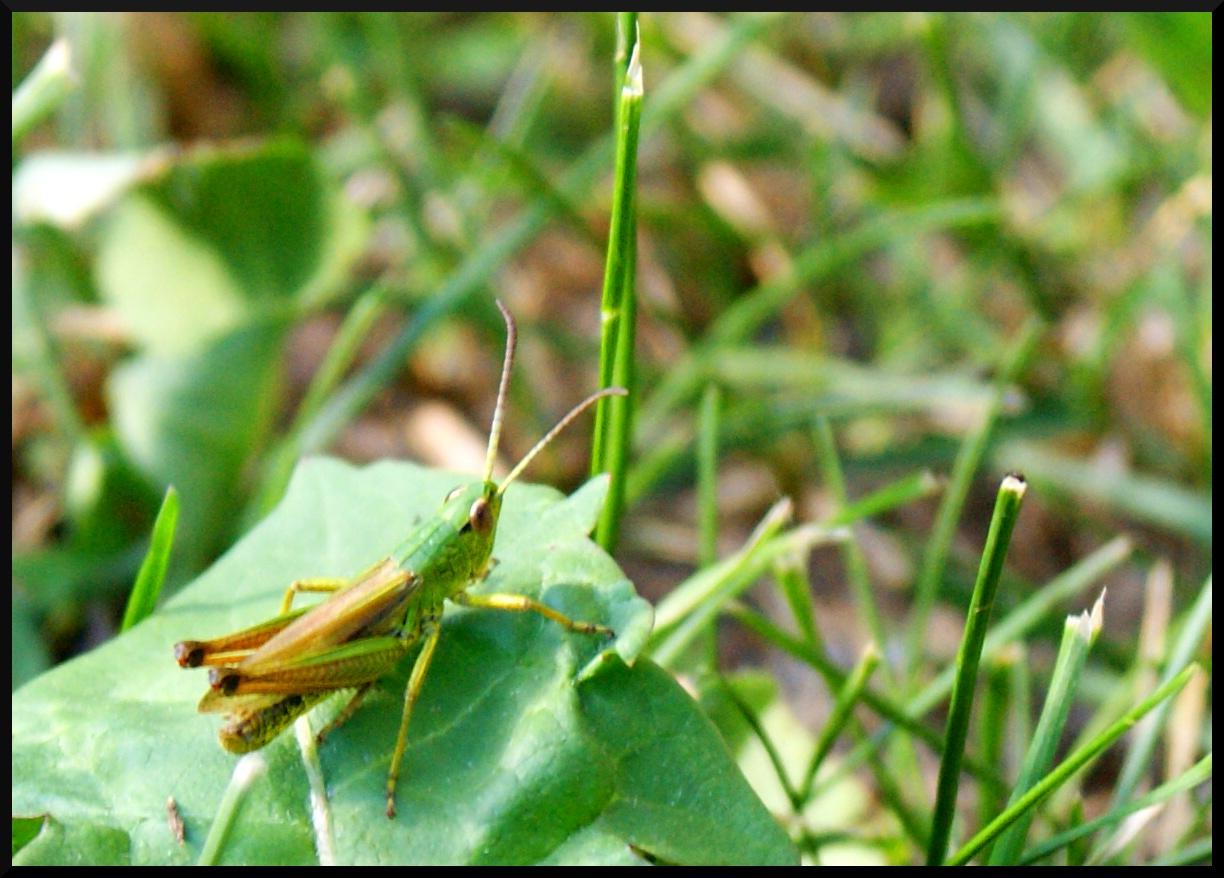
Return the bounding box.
[452,590,614,638]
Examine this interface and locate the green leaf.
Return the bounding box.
[11,589,50,691]
[1121,12,1211,118]
[108,322,286,573]
[12,459,796,865]
[95,140,367,356]
[93,139,368,575]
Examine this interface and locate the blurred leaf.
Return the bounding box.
[64,430,160,560]
[108,322,286,574]
[95,140,366,356]
[88,140,367,574]
[12,590,50,691]
[12,459,795,865]
[1121,13,1211,118]
[13,151,159,230]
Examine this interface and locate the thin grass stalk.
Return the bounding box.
[12,38,75,143]
[249,284,389,520]
[927,474,1027,865]
[811,417,889,659]
[905,319,1039,681]
[294,716,335,866]
[975,648,1016,855]
[947,664,1201,866]
[1018,753,1212,865]
[697,383,721,569]
[988,593,1105,863]
[773,555,821,653]
[797,643,879,802]
[812,417,929,811]
[812,537,1131,796]
[297,13,781,459]
[196,754,266,866]
[593,21,643,553]
[698,382,723,667]
[718,673,803,813]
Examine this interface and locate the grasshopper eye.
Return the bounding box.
[468,497,493,534]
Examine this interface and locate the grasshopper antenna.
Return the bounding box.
[499,386,628,495]
[484,300,517,484]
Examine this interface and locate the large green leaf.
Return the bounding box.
[94,140,367,574]
[95,140,366,356]
[12,459,797,865]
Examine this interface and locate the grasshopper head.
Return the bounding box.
[439,480,504,574]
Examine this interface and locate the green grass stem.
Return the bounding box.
[1019,752,1212,865]
[697,383,722,569]
[988,593,1105,863]
[905,319,1040,680]
[196,753,267,866]
[12,38,76,143]
[927,473,1028,865]
[947,663,1201,865]
[249,285,389,520]
[592,14,643,554]
[797,643,880,802]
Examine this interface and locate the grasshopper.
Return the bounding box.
[175,301,625,818]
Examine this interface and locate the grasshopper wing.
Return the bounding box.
[236,559,417,675]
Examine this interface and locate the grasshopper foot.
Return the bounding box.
[576,621,615,639]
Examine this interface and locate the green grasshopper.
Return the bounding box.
[175,301,625,818]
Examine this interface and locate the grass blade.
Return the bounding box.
[988,593,1105,863]
[120,486,179,632]
[593,18,643,553]
[697,383,722,569]
[947,664,1201,865]
[927,474,1027,865]
[1018,753,1212,865]
[12,38,76,143]
[797,643,880,802]
[905,318,1040,679]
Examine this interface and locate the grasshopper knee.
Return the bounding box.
[175,641,206,668]
[208,668,241,695]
